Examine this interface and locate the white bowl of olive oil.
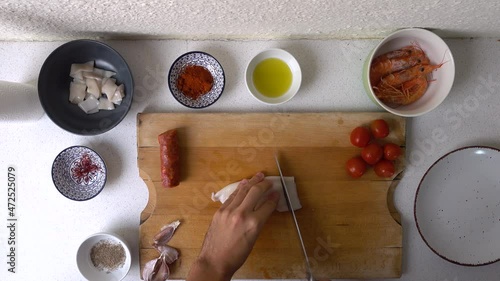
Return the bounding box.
[245,48,301,105]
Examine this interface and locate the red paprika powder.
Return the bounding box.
[176,65,214,100]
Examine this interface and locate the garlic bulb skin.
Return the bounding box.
[211,176,302,212]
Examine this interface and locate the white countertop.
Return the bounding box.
[1,38,500,281]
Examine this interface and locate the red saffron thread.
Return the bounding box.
[71,153,100,184]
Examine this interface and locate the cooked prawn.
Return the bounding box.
[371,45,417,65]
[376,63,443,89]
[375,76,428,106]
[369,45,430,85]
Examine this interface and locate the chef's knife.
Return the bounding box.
[274,154,315,281]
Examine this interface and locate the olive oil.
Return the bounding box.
[253,58,292,98]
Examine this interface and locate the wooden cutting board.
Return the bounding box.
[137,112,405,279]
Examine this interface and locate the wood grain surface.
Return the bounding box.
[137,112,405,279]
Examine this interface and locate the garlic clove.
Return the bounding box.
[142,256,170,281]
[156,245,179,264]
[153,220,180,247]
[142,259,157,281]
[152,257,170,281]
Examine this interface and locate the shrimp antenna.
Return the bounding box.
[440,49,450,65]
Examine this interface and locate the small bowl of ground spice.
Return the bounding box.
[168,51,225,108]
[77,232,131,281]
[52,146,107,201]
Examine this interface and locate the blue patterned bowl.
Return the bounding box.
[52,146,107,201]
[168,51,225,108]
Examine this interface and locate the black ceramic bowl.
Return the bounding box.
[38,40,134,135]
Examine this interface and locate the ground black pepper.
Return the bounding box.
[90,239,126,272]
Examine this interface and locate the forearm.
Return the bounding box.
[187,173,278,281]
[187,257,233,281]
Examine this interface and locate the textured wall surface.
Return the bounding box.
[1,0,499,41]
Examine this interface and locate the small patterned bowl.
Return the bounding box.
[52,146,107,201]
[168,51,225,109]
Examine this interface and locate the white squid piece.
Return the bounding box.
[93,68,116,78]
[211,176,302,212]
[111,84,125,105]
[102,78,118,100]
[70,61,94,78]
[72,71,84,81]
[98,97,115,110]
[69,82,86,104]
[82,70,104,81]
[68,62,125,114]
[78,95,99,114]
[85,78,101,99]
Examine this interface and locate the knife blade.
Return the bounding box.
[274,154,315,281]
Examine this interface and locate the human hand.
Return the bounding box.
[187,172,279,281]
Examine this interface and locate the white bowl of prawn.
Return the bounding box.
[363,28,455,117]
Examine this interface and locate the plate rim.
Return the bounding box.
[414,145,500,266]
[168,51,225,109]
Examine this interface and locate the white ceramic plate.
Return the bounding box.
[77,233,131,281]
[415,146,500,266]
[245,48,301,105]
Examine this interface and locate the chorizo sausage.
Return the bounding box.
[158,129,180,187]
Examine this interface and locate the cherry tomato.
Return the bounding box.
[346,156,367,178]
[361,143,383,165]
[350,126,371,148]
[384,143,402,161]
[370,119,390,139]
[374,159,395,178]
